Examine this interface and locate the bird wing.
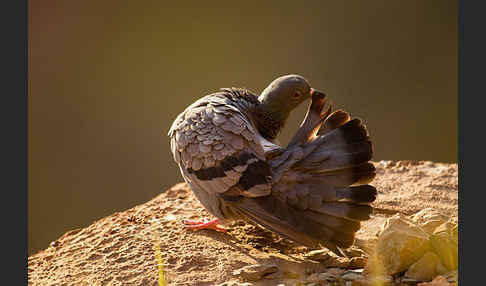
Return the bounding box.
[169,92,280,199]
[226,93,376,255]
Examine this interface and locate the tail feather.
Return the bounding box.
[294,163,376,187]
[304,210,361,234]
[319,110,351,135]
[293,140,372,171]
[306,184,377,204]
[311,118,369,149]
[274,183,377,205]
[311,202,372,221]
[225,109,376,256]
[335,185,377,203]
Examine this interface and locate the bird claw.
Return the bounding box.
[182,218,227,232]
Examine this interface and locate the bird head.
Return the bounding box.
[259,74,312,109]
[258,74,325,123]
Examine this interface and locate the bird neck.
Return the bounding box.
[254,101,291,141]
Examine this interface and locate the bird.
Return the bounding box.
[168,74,376,256]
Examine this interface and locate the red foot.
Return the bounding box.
[182,218,227,232]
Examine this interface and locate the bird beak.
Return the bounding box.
[310,88,326,101]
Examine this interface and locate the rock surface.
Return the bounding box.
[28,161,458,286]
[404,251,447,281]
[233,264,279,281]
[373,213,431,275]
[410,208,450,235]
[430,221,459,271]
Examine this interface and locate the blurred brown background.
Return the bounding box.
[29,0,457,255]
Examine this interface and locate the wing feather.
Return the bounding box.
[169,92,277,200]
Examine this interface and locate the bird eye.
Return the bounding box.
[292,91,301,98]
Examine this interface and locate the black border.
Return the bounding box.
[459,0,484,284]
[457,0,463,282]
[2,0,28,284]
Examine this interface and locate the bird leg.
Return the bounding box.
[182,218,227,232]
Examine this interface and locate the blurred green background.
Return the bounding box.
[29,0,457,255]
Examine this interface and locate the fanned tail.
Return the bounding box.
[230,93,376,255]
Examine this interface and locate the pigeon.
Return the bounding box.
[168,75,376,255]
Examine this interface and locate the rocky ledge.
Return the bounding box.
[28,160,458,286]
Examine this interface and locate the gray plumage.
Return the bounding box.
[168,75,376,256]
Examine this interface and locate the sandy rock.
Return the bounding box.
[373,214,430,275]
[303,249,349,268]
[27,161,458,286]
[404,251,446,281]
[417,276,452,286]
[218,281,254,286]
[233,263,279,281]
[429,221,458,271]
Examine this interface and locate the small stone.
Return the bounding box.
[348,257,367,269]
[316,270,345,283]
[417,276,452,286]
[318,272,336,281]
[49,241,60,248]
[443,270,457,283]
[401,277,420,284]
[380,160,395,168]
[304,249,349,268]
[344,247,367,258]
[341,272,362,281]
[162,214,177,222]
[304,249,331,262]
[232,263,279,281]
[326,268,346,276]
